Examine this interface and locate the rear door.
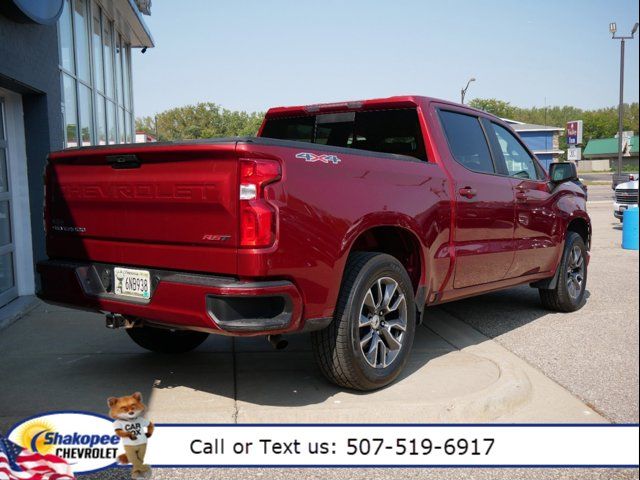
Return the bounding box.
[485,121,560,277]
[436,108,516,289]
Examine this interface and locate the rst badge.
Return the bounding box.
[295,152,341,165]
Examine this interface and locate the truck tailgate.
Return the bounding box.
[46,143,239,275]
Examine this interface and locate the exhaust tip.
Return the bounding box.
[267,334,288,350]
[105,313,124,329]
[105,313,138,329]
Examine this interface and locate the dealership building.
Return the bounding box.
[0,0,153,317]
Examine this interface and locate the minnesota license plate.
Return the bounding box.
[114,267,151,299]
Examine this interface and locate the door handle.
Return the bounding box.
[458,187,477,199]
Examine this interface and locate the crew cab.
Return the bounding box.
[38,96,591,390]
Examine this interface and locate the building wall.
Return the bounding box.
[577,159,610,172]
[579,156,639,172]
[0,14,63,277]
[517,131,555,152]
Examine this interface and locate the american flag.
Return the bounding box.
[0,434,75,480]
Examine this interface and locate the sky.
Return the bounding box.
[132,0,640,118]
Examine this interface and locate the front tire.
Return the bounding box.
[127,326,209,354]
[311,252,416,391]
[539,232,588,312]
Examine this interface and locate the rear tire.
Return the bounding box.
[127,326,209,354]
[539,232,588,312]
[311,252,416,391]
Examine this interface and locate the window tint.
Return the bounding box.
[352,110,426,159]
[490,123,541,180]
[261,116,314,143]
[438,110,495,174]
[261,109,427,160]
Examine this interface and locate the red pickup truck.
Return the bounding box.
[38,96,590,390]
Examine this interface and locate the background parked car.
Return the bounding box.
[614,179,639,221]
[612,172,639,190]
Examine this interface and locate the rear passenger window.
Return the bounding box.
[438,110,495,174]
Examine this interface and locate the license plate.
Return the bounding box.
[114,267,151,299]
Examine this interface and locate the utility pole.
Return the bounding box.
[609,22,639,177]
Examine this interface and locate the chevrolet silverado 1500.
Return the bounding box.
[38,96,591,390]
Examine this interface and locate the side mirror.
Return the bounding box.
[549,162,578,183]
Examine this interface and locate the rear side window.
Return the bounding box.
[438,110,495,174]
[261,109,427,161]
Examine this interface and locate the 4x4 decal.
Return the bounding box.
[295,152,342,165]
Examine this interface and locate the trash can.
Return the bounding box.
[622,207,639,250]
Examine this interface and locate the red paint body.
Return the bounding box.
[38,96,590,336]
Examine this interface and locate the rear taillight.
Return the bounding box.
[239,159,281,247]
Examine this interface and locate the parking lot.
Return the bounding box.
[0,186,637,479]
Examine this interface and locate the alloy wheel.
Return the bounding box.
[358,277,408,369]
[566,245,585,300]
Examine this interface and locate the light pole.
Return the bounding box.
[609,22,639,177]
[460,77,476,104]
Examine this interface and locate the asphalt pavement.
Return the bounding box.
[79,466,638,480]
[579,172,612,183]
[587,184,614,202]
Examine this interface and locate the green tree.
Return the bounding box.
[468,98,517,118]
[138,99,640,148]
[469,99,639,158]
[135,116,156,137]
[135,103,264,141]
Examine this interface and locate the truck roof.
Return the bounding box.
[264,95,489,118]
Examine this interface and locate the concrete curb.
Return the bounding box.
[438,357,532,422]
[0,295,39,332]
[425,312,533,421]
[235,316,536,423]
[427,308,607,423]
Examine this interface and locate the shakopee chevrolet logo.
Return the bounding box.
[8,412,120,473]
[295,152,341,165]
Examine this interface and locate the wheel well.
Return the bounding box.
[350,226,422,291]
[568,218,590,249]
